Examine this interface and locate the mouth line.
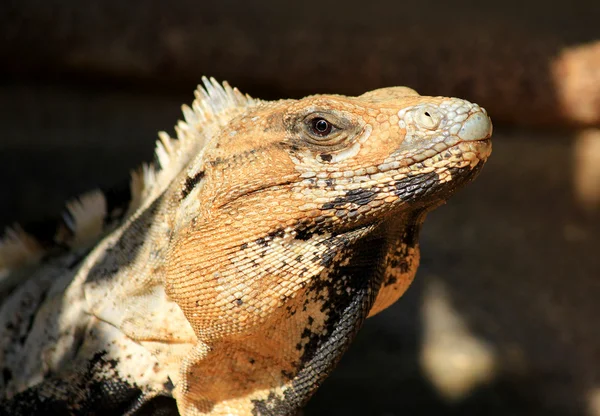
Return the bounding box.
[221,137,492,208]
[451,137,492,147]
[396,137,491,171]
[216,177,298,209]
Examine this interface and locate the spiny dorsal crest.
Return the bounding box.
[144,77,257,202]
[0,77,256,278]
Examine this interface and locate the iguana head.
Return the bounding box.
[163,79,492,415]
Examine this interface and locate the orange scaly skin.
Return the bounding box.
[0,79,492,415]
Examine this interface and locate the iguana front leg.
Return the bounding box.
[0,317,176,415]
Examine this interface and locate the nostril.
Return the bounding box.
[415,108,440,130]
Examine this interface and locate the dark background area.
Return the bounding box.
[1,1,599,415]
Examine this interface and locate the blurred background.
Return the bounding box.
[1,0,599,414]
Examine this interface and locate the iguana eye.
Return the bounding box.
[311,118,333,136]
[299,112,349,146]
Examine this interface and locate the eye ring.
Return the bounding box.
[299,112,348,146]
[310,117,333,137]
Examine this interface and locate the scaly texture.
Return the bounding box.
[0,78,492,415]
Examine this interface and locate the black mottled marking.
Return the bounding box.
[293,221,332,242]
[347,210,360,219]
[319,249,337,267]
[267,229,285,239]
[445,164,486,194]
[294,228,314,241]
[85,195,163,285]
[393,163,485,204]
[251,391,295,416]
[235,299,243,306]
[281,370,294,380]
[286,304,297,316]
[304,177,317,189]
[90,350,117,369]
[322,188,378,210]
[383,218,422,287]
[180,170,205,200]
[319,153,332,162]
[0,385,70,415]
[255,237,268,247]
[396,258,410,273]
[343,188,378,205]
[254,228,286,247]
[248,229,390,414]
[240,242,248,250]
[384,275,398,286]
[130,394,178,415]
[197,189,439,413]
[393,171,439,201]
[388,257,410,274]
[19,286,49,345]
[313,215,327,224]
[287,234,387,410]
[249,358,255,365]
[0,349,171,416]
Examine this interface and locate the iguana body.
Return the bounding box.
[0,78,492,415]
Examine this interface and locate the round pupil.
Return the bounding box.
[313,118,331,135]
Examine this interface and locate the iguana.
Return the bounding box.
[0,78,492,415]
